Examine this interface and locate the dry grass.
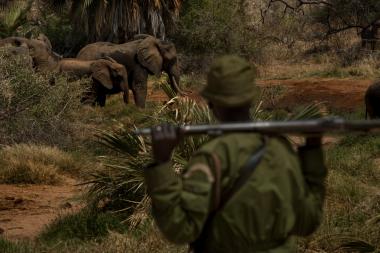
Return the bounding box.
[72,229,185,253]
[300,135,380,252]
[0,144,83,184]
[257,56,380,80]
[0,222,186,253]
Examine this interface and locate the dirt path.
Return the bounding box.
[148,78,373,112]
[257,79,373,112]
[0,177,81,240]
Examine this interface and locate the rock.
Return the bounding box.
[5,197,15,201]
[0,227,4,234]
[14,198,23,205]
[60,202,72,209]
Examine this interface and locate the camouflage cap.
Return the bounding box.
[201,55,259,107]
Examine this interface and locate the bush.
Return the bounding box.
[0,144,83,184]
[40,13,87,57]
[326,134,380,183]
[39,209,126,243]
[173,0,259,65]
[0,49,89,146]
[0,239,35,253]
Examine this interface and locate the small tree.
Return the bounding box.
[263,0,380,49]
[174,0,259,57]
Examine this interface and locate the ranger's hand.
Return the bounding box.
[151,124,180,164]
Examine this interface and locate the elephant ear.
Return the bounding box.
[137,36,163,77]
[37,33,52,52]
[91,62,113,90]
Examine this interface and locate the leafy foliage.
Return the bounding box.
[39,208,127,242]
[311,0,380,34]
[174,0,258,56]
[50,0,182,43]
[0,48,88,145]
[264,0,380,37]
[0,0,34,37]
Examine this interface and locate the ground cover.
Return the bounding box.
[0,57,379,252]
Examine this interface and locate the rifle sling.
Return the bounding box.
[218,139,267,211]
[189,138,267,253]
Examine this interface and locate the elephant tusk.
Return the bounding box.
[171,76,188,96]
[104,56,117,63]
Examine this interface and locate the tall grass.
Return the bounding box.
[300,134,380,252]
[39,208,127,243]
[0,144,83,184]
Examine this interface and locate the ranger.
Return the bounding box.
[144,55,327,253]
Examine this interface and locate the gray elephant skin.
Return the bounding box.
[76,35,182,108]
[0,36,61,71]
[56,58,129,106]
[365,81,380,119]
[0,36,129,107]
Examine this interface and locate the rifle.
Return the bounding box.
[134,117,380,136]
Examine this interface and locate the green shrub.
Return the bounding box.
[39,209,127,243]
[326,134,380,183]
[174,0,259,58]
[0,239,36,253]
[40,13,87,56]
[0,49,89,146]
[0,144,84,184]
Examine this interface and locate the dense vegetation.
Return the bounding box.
[0,0,379,252]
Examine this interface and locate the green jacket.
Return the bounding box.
[144,133,327,253]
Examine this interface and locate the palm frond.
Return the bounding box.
[311,234,377,253]
[287,102,328,120]
[0,0,34,37]
[68,0,183,42]
[96,130,144,156]
[338,240,375,252]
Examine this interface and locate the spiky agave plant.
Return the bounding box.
[85,82,325,224]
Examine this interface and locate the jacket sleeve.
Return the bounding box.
[292,145,327,236]
[144,155,214,244]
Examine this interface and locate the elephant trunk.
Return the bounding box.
[167,64,186,95]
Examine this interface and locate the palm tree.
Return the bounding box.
[51,0,182,43]
[0,0,34,38]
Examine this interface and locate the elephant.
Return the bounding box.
[56,57,129,106]
[76,34,183,108]
[0,35,62,71]
[0,35,129,107]
[365,81,380,119]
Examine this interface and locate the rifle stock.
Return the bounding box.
[134,118,380,136]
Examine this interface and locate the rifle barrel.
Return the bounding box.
[134,118,380,136]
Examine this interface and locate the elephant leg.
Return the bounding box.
[131,67,148,108]
[132,85,147,108]
[81,88,96,105]
[96,94,106,107]
[123,91,129,104]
